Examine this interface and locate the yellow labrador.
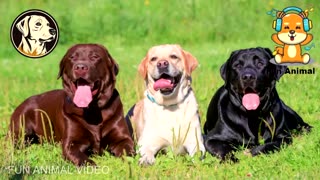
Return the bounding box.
[126,44,205,165]
[16,15,56,56]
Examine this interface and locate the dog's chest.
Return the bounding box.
[148,105,186,126]
[143,98,198,138]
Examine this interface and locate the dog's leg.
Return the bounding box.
[281,101,312,132]
[62,117,95,166]
[107,132,135,157]
[251,137,291,156]
[124,104,135,137]
[9,108,43,147]
[251,142,279,156]
[183,127,206,158]
[205,139,238,163]
[62,139,95,166]
[184,141,206,157]
[138,137,168,166]
[110,139,135,157]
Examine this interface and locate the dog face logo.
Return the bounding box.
[271,6,313,64]
[10,9,59,58]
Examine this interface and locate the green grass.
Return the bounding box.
[1,0,320,179]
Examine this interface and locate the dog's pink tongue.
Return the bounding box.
[73,85,92,108]
[153,79,173,91]
[242,93,260,110]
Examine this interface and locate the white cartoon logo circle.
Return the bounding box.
[10,9,59,58]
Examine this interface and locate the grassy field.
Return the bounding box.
[0,0,319,179]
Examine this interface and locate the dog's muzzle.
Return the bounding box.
[239,71,260,111]
[157,60,169,74]
[152,73,182,95]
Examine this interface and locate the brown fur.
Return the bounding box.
[8,44,134,166]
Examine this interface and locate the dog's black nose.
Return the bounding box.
[289,30,295,34]
[74,64,88,76]
[157,60,169,69]
[49,28,56,35]
[241,73,256,82]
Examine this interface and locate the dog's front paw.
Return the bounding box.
[185,143,206,158]
[139,154,155,166]
[76,158,97,167]
[251,145,265,156]
[112,143,135,157]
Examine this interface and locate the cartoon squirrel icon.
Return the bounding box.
[271,6,313,64]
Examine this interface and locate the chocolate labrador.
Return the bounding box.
[204,47,312,162]
[8,44,134,166]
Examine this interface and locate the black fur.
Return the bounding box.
[204,47,312,162]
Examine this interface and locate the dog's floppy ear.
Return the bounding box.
[182,49,198,76]
[108,54,119,80]
[113,62,119,76]
[220,62,227,81]
[262,47,273,58]
[96,44,119,80]
[274,64,287,81]
[57,45,77,79]
[220,50,239,81]
[57,53,68,79]
[138,55,148,79]
[57,61,64,79]
[16,16,31,37]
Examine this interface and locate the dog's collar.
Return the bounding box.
[146,88,191,107]
[146,93,158,104]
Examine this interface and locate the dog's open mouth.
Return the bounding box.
[71,78,100,108]
[288,34,296,41]
[153,73,182,95]
[39,36,55,42]
[241,87,260,111]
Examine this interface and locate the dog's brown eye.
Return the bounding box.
[296,26,301,29]
[90,54,100,60]
[284,26,289,29]
[170,54,178,59]
[234,63,242,69]
[69,53,78,60]
[150,57,157,62]
[257,62,264,67]
[36,22,41,26]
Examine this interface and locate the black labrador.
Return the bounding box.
[204,47,311,162]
